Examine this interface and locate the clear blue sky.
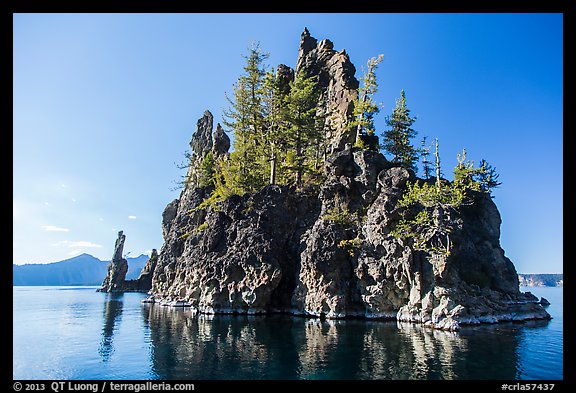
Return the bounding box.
[13,13,562,273]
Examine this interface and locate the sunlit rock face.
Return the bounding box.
[296,28,359,153]
[149,30,550,331]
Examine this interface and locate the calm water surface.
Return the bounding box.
[13,286,562,380]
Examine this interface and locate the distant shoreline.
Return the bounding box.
[518,274,563,287]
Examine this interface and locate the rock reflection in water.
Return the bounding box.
[143,306,302,379]
[99,293,124,362]
[142,306,533,380]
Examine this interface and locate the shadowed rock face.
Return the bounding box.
[147,30,550,330]
[98,231,129,293]
[137,249,159,290]
[151,142,549,329]
[212,124,230,158]
[190,111,214,157]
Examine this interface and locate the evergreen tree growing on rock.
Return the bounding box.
[382,90,418,171]
[262,67,292,185]
[420,136,432,180]
[285,70,323,187]
[351,54,384,150]
[222,42,270,194]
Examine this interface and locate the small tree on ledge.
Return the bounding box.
[351,54,384,151]
[382,90,418,171]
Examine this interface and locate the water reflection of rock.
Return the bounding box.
[395,322,466,379]
[143,307,530,379]
[297,319,339,378]
[394,322,523,379]
[143,306,302,379]
[99,293,124,362]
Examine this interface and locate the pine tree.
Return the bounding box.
[476,159,501,193]
[262,68,290,185]
[285,70,322,187]
[382,90,418,171]
[222,42,270,194]
[453,151,502,195]
[435,138,442,189]
[453,148,478,190]
[351,54,383,148]
[420,136,432,180]
[198,151,216,188]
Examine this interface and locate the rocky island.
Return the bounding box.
[104,29,551,331]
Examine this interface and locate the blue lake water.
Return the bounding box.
[13,286,562,380]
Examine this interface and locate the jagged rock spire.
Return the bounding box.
[186,110,230,189]
[212,123,230,158]
[295,28,359,153]
[298,27,318,61]
[98,231,129,292]
[112,230,126,262]
[190,110,214,158]
[98,232,158,293]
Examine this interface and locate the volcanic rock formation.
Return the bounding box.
[98,231,157,293]
[144,29,550,330]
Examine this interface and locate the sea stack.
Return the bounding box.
[98,231,129,292]
[98,231,158,293]
[143,29,551,330]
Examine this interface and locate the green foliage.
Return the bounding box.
[211,156,245,200]
[391,210,433,251]
[392,145,501,256]
[397,180,465,209]
[172,151,194,191]
[189,157,245,213]
[216,44,327,197]
[261,68,289,185]
[241,199,255,215]
[338,237,363,257]
[381,90,419,171]
[221,42,270,195]
[420,136,432,179]
[453,149,501,195]
[476,159,502,193]
[198,151,216,188]
[190,192,222,213]
[353,138,369,150]
[193,222,208,234]
[351,54,384,143]
[322,206,355,227]
[179,232,191,240]
[453,148,480,191]
[285,70,324,186]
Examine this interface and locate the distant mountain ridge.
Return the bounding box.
[518,274,563,287]
[13,253,149,286]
